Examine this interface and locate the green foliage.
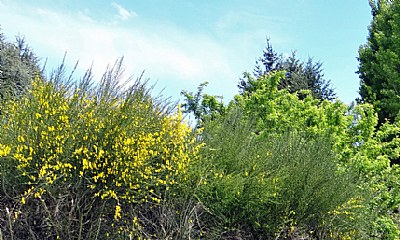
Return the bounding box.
[233,72,366,156]
[352,0,400,234]
[192,108,361,239]
[0,30,40,100]
[358,0,400,125]
[348,121,400,239]
[181,81,226,125]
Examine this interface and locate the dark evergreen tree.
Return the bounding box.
[358,0,400,126]
[238,38,281,93]
[302,58,335,100]
[279,52,306,94]
[239,39,336,101]
[253,38,281,78]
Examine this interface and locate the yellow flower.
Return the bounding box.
[0,144,11,157]
[17,135,25,143]
[114,205,122,220]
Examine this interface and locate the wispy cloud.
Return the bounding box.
[0,1,239,99]
[111,2,137,21]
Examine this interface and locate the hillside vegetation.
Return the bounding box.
[2,1,400,238]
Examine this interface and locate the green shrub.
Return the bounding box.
[192,109,362,239]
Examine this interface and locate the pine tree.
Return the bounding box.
[239,39,336,101]
[238,39,281,94]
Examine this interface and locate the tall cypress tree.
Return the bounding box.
[358,0,400,126]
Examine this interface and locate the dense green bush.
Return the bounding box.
[190,108,362,239]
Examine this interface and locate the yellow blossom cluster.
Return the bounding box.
[0,75,202,226]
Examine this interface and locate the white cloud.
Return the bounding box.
[0,2,239,99]
[111,2,137,21]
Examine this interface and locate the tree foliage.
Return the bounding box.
[181,81,226,125]
[358,0,400,125]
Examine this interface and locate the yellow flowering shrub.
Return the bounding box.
[0,74,201,238]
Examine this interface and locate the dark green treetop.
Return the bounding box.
[358,0,400,126]
[238,39,336,101]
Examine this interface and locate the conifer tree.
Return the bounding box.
[358,0,400,125]
[239,39,336,101]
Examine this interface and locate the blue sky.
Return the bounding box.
[0,0,372,103]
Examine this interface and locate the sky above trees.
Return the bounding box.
[0,0,371,103]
